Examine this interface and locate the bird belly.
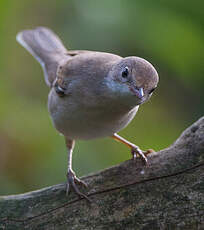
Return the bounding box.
[55,107,138,140]
[48,91,139,140]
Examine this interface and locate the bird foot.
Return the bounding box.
[131,146,154,165]
[66,169,91,202]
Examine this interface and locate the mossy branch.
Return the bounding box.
[0,117,204,229]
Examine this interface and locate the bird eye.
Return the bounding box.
[122,66,129,78]
[54,82,65,97]
[149,87,156,94]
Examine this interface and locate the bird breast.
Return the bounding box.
[48,88,139,140]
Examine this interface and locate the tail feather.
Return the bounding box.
[16,27,68,86]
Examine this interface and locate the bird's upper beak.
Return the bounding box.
[130,86,144,99]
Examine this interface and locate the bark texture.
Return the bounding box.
[0,117,204,230]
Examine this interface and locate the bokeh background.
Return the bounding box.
[0,0,203,195]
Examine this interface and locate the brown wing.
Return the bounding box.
[66,50,94,57]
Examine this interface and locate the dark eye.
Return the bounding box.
[122,66,129,78]
[149,87,156,94]
[54,82,65,97]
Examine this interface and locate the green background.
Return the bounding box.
[0,0,203,195]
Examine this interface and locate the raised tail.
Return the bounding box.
[16,27,68,87]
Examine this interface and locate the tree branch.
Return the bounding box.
[0,117,204,229]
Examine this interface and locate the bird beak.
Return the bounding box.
[138,87,144,98]
[130,87,144,99]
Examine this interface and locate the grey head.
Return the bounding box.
[105,56,159,107]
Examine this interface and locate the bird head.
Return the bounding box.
[106,56,159,106]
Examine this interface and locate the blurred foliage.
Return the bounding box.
[0,0,203,195]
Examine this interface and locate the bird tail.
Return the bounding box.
[16,27,68,87]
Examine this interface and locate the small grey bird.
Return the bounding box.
[17,27,159,201]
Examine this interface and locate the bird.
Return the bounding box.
[16,27,159,201]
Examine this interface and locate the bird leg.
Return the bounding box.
[65,138,91,202]
[111,133,152,164]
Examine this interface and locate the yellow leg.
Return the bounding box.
[65,137,91,202]
[111,133,153,164]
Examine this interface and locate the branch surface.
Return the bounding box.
[0,117,204,230]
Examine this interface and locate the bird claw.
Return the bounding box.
[131,146,149,165]
[74,176,88,187]
[66,170,91,202]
